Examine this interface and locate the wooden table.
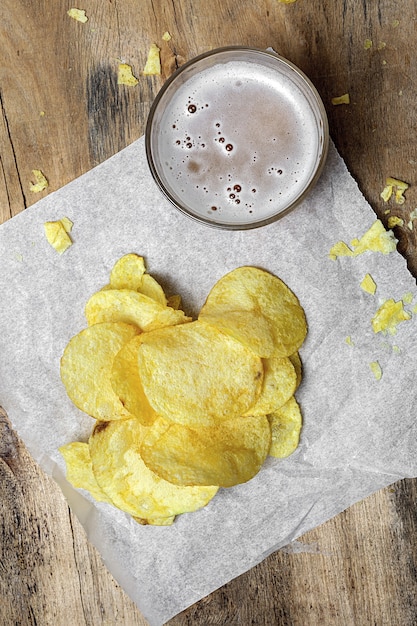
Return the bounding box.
[1,2,417,624]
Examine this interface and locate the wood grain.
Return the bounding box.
[1,1,417,624]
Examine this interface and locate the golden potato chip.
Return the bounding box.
[60,441,175,524]
[244,356,296,416]
[89,419,218,519]
[109,253,146,290]
[60,322,139,420]
[30,169,48,192]
[67,8,88,23]
[110,335,157,426]
[268,396,302,458]
[199,266,307,358]
[118,63,139,86]
[44,219,73,254]
[143,43,161,75]
[59,441,113,503]
[85,288,191,330]
[109,254,167,306]
[138,320,263,426]
[140,415,271,487]
[371,298,411,334]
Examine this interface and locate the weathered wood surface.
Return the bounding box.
[1,1,417,624]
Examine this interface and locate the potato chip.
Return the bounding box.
[89,419,218,519]
[109,254,167,306]
[110,335,157,426]
[67,8,88,23]
[30,169,48,192]
[60,322,139,420]
[60,441,174,525]
[59,441,113,503]
[331,93,350,105]
[137,320,263,426]
[268,396,302,458]
[109,253,146,290]
[243,356,296,416]
[85,288,191,330]
[118,63,139,86]
[143,43,161,75]
[44,219,73,254]
[371,298,411,334]
[140,414,271,487]
[199,266,307,358]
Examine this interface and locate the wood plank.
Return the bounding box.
[1,1,417,624]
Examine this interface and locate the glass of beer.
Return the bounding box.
[146,47,328,229]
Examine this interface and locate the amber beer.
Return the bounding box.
[147,49,328,228]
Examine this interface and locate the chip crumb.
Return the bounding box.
[402,291,413,305]
[331,93,350,106]
[162,31,172,42]
[277,0,297,3]
[40,110,45,117]
[30,169,48,193]
[44,218,73,254]
[392,19,400,28]
[329,219,397,260]
[387,215,404,229]
[360,273,377,295]
[377,42,387,50]
[364,39,373,50]
[67,8,88,23]
[369,361,382,380]
[118,63,139,86]
[345,335,354,346]
[382,177,409,205]
[143,43,161,75]
[371,298,411,335]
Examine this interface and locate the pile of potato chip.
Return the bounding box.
[60,254,307,525]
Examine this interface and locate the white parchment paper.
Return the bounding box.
[1,136,417,625]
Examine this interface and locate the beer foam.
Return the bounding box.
[148,50,327,227]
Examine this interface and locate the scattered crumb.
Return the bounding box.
[402,292,413,305]
[392,19,400,28]
[44,218,73,254]
[387,215,404,228]
[369,361,382,380]
[277,0,297,3]
[331,93,350,105]
[117,63,139,86]
[345,336,354,346]
[40,110,45,117]
[30,169,48,193]
[381,177,409,205]
[329,220,397,260]
[143,43,161,75]
[360,273,377,295]
[364,39,373,50]
[371,298,411,335]
[162,31,172,42]
[407,208,417,230]
[67,8,88,23]
[377,42,386,50]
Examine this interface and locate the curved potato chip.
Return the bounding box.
[59,441,113,503]
[89,419,218,519]
[60,322,139,420]
[109,254,146,290]
[268,396,302,458]
[244,356,296,416]
[110,335,157,426]
[141,415,271,487]
[109,254,167,306]
[85,289,191,330]
[138,320,263,426]
[199,266,307,357]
